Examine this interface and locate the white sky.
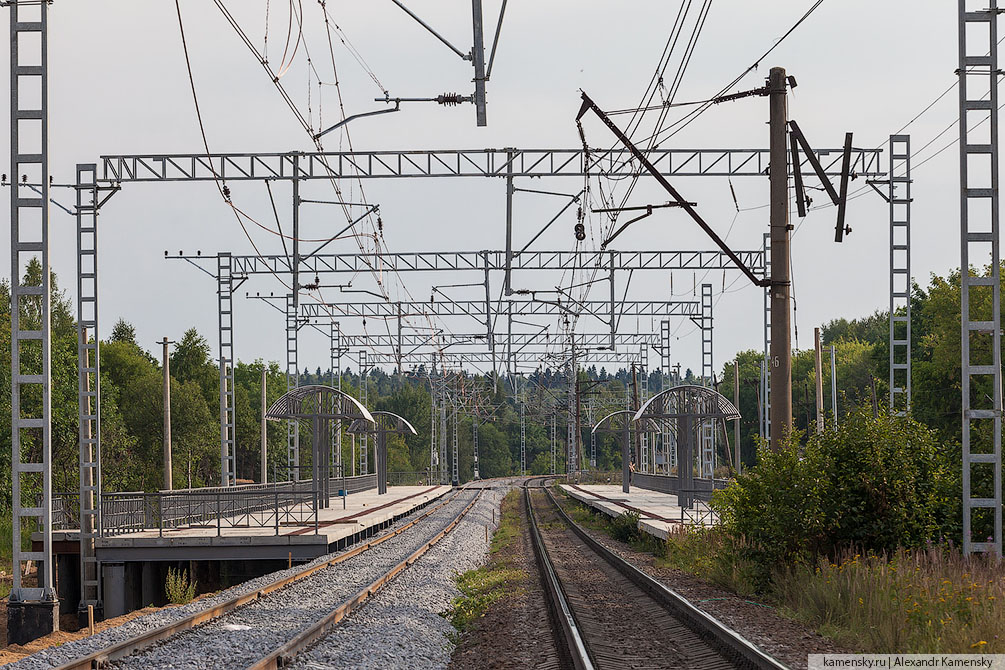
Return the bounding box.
[0,1,969,377]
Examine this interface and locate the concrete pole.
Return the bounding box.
[814,328,824,434]
[261,367,268,484]
[768,66,792,450]
[162,337,172,490]
[733,359,741,473]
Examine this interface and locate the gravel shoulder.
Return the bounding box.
[552,490,851,670]
[287,484,511,670]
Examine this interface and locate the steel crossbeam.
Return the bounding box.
[192,249,768,276]
[298,299,700,319]
[100,147,884,182]
[333,332,658,348]
[368,350,642,366]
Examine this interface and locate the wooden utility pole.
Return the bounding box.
[162,337,172,490]
[261,367,268,484]
[814,328,824,434]
[768,66,792,450]
[733,359,741,472]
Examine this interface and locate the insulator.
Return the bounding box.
[437,93,462,106]
[378,216,383,233]
[577,206,583,222]
[574,223,586,241]
[222,184,231,201]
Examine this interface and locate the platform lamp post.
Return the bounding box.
[591,410,636,494]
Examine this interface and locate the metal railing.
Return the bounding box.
[385,471,435,487]
[629,472,730,502]
[50,474,379,537]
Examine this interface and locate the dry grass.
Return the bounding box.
[774,545,1005,653]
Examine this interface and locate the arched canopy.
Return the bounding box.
[348,410,417,435]
[265,384,374,424]
[633,384,740,422]
[591,409,635,434]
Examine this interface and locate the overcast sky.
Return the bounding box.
[0,1,968,377]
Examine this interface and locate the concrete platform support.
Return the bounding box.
[6,601,59,645]
[56,553,80,615]
[102,562,126,619]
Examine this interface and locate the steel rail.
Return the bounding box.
[524,480,595,670]
[541,485,789,670]
[52,487,467,670]
[245,488,484,670]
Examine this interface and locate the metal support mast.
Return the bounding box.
[286,294,299,480]
[451,399,459,486]
[959,0,1003,556]
[359,350,369,475]
[888,135,912,415]
[472,417,480,479]
[217,253,236,485]
[75,164,101,618]
[550,414,556,475]
[8,0,57,625]
[761,232,772,440]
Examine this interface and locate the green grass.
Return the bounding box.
[446,490,526,632]
[773,546,1005,653]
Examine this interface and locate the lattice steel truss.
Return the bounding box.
[958,0,1003,555]
[359,350,369,475]
[889,135,912,415]
[761,233,772,441]
[286,294,300,480]
[75,164,101,614]
[99,147,884,182]
[9,0,55,604]
[217,253,236,485]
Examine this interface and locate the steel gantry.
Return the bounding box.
[100,147,883,182]
[958,0,1002,556]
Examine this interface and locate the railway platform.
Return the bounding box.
[559,483,718,539]
[40,484,452,619]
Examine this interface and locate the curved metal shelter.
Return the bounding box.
[266,385,375,506]
[634,385,740,508]
[348,411,417,494]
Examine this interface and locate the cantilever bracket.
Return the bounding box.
[578,91,769,288]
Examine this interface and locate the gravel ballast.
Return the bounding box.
[287,483,508,670]
[5,489,464,670]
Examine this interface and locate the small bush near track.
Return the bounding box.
[165,567,196,604]
[608,511,641,544]
[447,491,525,632]
[661,526,762,596]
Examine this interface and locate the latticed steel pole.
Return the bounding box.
[958,0,1003,556]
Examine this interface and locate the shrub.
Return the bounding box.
[662,525,762,595]
[608,511,641,543]
[712,408,958,573]
[165,567,196,605]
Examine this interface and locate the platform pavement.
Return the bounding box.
[43,485,453,562]
[559,483,718,540]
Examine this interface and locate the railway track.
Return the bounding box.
[52,486,483,670]
[525,479,787,670]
